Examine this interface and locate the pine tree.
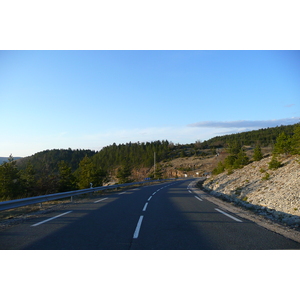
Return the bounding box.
[268,155,282,170]
[19,162,36,197]
[273,132,292,155]
[291,124,300,154]
[58,161,77,192]
[253,144,263,161]
[77,156,106,189]
[228,140,241,155]
[224,155,236,169]
[0,155,22,200]
[154,163,163,179]
[116,164,132,184]
[233,148,249,169]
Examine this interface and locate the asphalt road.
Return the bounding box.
[1,179,300,250]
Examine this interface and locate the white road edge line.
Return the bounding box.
[215,208,243,222]
[94,197,108,203]
[133,216,144,239]
[194,196,203,201]
[119,192,126,195]
[148,196,152,201]
[31,211,73,227]
[142,203,148,211]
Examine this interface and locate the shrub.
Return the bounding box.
[262,172,270,180]
[227,169,234,175]
[268,155,281,170]
[212,161,225,175]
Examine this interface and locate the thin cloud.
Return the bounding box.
[285,104,295,108]
[188,118,300,129]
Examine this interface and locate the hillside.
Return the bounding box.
[201,154,300,227]
[16,149,96,173]
[203,123,298,148]
[1,122,299,201]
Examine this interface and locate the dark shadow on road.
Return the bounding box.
[2,179,299,250]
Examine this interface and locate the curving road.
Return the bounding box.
[1,179,300,250]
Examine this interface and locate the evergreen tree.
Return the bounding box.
[224,155,236,170]
[0,155,22,200]
[291,124,300,154]
[180,149,187,157]
[77,156,106,189]
[58,161,77,192]
[253,144,263,161]
[116,163,132,184]
[19,162,36,197]
[233,148,249,168]
[153,163,163,179]
[35,171,59,195]
[273,132,292,155]
[228,140,241,155]
[268,155,282,170]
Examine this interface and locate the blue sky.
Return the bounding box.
[1,50,299,157]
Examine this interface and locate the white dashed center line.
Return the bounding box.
[133,216,144,239]
[142,203,148,211]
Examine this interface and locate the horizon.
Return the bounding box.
[2,122,299,159]
[1,50,299,157]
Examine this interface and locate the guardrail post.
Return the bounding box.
[71,196,73,202]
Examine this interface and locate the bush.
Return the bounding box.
[212,161,225,175]
[268,155,282,170]
[262,172,270,180]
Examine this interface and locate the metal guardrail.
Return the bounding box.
[0,179,176,212]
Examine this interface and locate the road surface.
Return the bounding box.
[1,179,300,250]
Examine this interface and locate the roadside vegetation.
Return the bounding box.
[1,123,299,201]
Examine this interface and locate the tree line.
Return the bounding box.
[1,124,300,201]
[204,123,298,148]
[0,154,107,201]
[212,123,300,175]
[0,141,172,201]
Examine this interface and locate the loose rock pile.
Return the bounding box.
[202,155,300,227]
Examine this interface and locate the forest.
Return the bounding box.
[1,123,299,201]
[201,123,299,148]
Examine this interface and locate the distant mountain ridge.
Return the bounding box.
[0,157,22,164]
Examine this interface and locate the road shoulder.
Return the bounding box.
[190,179,300,244]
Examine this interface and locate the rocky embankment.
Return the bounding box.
[201,155,300,227]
